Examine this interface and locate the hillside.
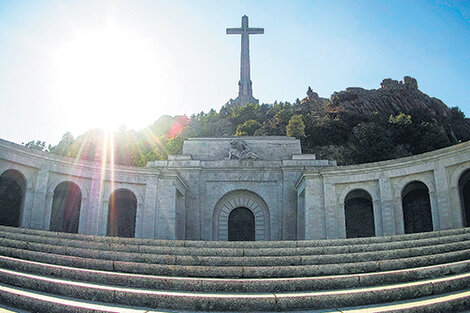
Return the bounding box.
[30,76,470,166]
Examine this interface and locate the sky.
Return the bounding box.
[0,0,469,145]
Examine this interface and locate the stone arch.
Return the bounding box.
[401,180,433,233]
[338,184,382,237]
[0,169,26,227]
[339,184,379,204]
[449,163,470,227]
[213,190,270,241]
[107,188,137,238]
[394,175,437,233]
[458,169,470,227]
[50,181,82,233]
[394,176,436,199]
[344,189,375,238]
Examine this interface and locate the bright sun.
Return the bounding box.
[53,19,162,131]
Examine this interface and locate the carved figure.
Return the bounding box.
[226,140,260,160]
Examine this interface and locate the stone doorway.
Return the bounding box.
[50,181,82,233]
[0,169,25,227]
[107,189,137,238]
[459,169,470,227]
[344,189,375,238]
[402,181,433,233]
[228,207,255,241]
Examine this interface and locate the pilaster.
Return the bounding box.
[433,162,452,229]
[378,176,397,235]
[30,168,49,229]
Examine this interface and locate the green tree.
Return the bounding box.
[235,120,262,136]
[49,132,74,156]
[349,122,395,164]
[23,140,48,152]
[267,108,293,135]
[165,136,185,155]
[286,115,305,139]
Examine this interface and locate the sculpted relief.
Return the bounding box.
[225,140,260,160]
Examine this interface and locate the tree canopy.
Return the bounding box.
[26,87,470,167]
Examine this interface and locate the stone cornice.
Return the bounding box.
[0,138,159,176]
[304,140,470,178]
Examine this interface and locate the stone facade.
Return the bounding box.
[0,136,469,240]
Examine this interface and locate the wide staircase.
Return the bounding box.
[0,225,469,312]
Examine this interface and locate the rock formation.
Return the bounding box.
[326,76,451,119]
[298,76,454,121]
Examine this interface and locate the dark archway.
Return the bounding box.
[459,169,470,227]
[50,182,82,233]
[228,207,255,241]
[107,189,137,238]
[0,169,26,227]
[402,181,433,234]
[344,189,375,238]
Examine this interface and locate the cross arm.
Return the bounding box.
[247,28,264,34]
[226,28,243,35]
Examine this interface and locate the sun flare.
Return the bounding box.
[53,19,162,131]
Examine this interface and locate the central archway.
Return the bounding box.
[228,207,255,241]
[213,190,270,241]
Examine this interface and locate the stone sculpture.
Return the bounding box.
[225,140,260,160]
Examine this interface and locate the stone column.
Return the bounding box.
[137,176,159,239]
[324,180,343,239]
[372,198,384,236]
[155,177,177,239]
[30,168,49,229]
[281,169,300,240]
[303,174,327,240]
[82,172,104,235]
[433,162,452,229]
[98,196,109,236]
[378,176,397,235]
[43,190,54,231]
[20,183,35,228]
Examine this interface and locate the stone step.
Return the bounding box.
[1,228,469,257]
[0,225,467,249]
[2,243,470,278]
[0,267,469,311]
[0,255,469,293]
[3,282,468,313]
[0,235,469,267]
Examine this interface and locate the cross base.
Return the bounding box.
[229,94,259,106]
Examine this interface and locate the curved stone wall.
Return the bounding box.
[296,140,470,239]
[1,137,469,240]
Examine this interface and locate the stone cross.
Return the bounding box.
[227,15,264,105]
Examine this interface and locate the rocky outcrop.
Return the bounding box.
[325,76,452,119]
[298,76,453,120]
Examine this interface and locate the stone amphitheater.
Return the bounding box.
[0,136,470,312]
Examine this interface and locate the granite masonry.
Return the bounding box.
[0,136,470,241]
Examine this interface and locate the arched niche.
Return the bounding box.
[344,189,375,238]
[0,169,26,227]
[402,181,433,234]
[107,188,137,238]
[459,169,470,227]
[50,181,82,233]
[213,190,270,241]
